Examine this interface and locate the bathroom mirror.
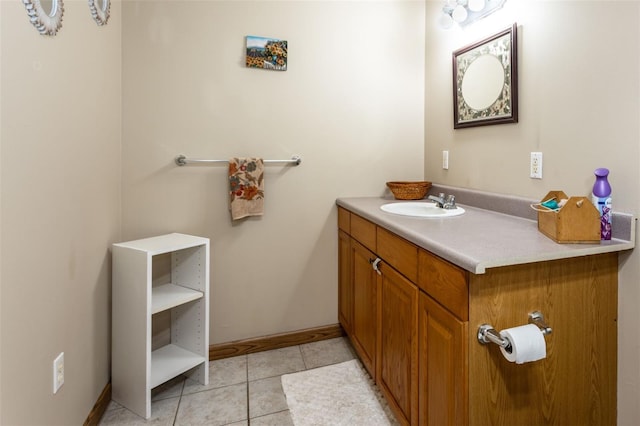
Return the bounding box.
[88,0,110,26]
[40,0,53,13]
[453,23,518,128]
[23,0,64,36]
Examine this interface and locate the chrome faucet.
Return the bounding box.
[428,193,457,209]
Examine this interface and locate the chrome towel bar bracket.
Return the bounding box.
[528,311,552,336]
[477,324,512,352]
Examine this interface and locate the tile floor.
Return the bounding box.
[99,337,357,426]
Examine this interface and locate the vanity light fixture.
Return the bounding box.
[440,0,507,29]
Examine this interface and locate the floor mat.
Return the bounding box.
[281,359,397,426]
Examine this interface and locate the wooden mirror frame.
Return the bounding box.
[452,23,518,129]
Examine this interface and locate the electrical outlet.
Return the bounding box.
[53,352,64,394]
[442,150,449,170]
[530,152,543,179]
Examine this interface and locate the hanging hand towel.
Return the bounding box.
[229,157,264,220]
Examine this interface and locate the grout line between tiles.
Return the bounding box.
[298,344,308,370]
[172,377,186,425]
[246,354,251,425]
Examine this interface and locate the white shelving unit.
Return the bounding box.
[111,233,210,419]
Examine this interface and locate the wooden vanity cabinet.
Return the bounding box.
[350,239,379,377]
[338,205,619,426]
[467,254,617,426]
[376,227,419,425]
[338,229,353,334]
[339,208,466,426]
[339,208,379,378]
[418,289,468,426]
[377,260,419,426]
[338,208,419,425]
[417,250,469,426]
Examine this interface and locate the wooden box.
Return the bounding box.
[537,190,600,243]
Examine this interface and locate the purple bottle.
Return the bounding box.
[591,168,612,240]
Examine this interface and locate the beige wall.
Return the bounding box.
[121,0,425,343]
[0,1,121,424]
[3,0,638,424]
[424,1,640,424]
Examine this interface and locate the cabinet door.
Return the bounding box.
[418,292,468,426]
[351,239,379,378]
[338,230,353,334]
[378,262,418,426]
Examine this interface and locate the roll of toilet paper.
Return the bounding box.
[499,324,546,364]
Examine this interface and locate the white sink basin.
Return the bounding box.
[380,202,465,218]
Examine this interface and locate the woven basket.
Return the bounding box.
[386,181,432,200]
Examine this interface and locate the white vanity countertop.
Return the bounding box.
[336,185,635,274]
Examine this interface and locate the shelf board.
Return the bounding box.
[113,233,208,255]
[152,284,203,314]
[150,344,206,389]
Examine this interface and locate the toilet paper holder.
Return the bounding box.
[477,311,552,352]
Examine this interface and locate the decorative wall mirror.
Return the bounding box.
[88,0,110,26]
[452,23,518,129]
[23,0,64,36]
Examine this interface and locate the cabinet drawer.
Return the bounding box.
[377,227,418,283]
[418,250,468,321]
[350,213,376,252]
[338,207,350,233]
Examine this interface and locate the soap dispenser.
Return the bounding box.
[591,168,612,240]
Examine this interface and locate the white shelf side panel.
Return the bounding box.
[111,246,152,419]
[150,344,207,389]
[152,283,203,314]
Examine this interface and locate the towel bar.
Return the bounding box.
[175,155,302,167]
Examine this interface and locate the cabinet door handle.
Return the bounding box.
[371,258,382,275]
